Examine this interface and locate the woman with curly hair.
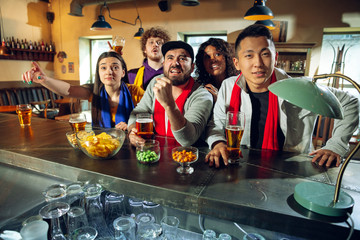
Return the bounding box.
[195,38,239,101]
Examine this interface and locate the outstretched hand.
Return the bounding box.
[309,149,342,167]
[21,61,46,85]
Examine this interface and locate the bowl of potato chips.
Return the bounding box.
[76,128,125,159]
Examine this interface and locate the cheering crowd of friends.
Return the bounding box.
[22,24,359,169]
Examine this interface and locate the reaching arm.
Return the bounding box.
[21,61,91,99]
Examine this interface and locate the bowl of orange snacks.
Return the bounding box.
[171,146,198,174]
[76,128,125,159]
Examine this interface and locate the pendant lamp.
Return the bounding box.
[255,20,275,30]
[244,0,273,21]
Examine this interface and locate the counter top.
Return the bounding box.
[0,113,359,239]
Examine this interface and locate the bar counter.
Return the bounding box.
[0,113,359,239]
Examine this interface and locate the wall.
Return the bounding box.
[0,0,359,83]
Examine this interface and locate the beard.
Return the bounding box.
[164,67,192,86]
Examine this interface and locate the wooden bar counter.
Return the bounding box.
[0,113,359,239]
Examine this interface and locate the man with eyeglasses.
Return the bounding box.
[128,27,171,90]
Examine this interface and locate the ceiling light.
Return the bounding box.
[244,0,273,21]
[181,0,200,7]
[255,19,275,30]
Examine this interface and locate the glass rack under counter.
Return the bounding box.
[0,113,359,240]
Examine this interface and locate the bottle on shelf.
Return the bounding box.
[29,40,33,50]
[11,37,15,49]
[24,39,28,50]
[41,40,45,51]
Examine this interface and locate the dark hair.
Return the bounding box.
[140,27,171,58]
[195,38,239,85]
[92,51,129,126]
[234,24,274,57]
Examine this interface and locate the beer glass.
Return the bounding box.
[113,216,136,240]
[225,111,245,164]
[136,113,154,139]
[112,36,125,55]
[16,104,32,127]
[160,216,180,240]
[69,113,87,132]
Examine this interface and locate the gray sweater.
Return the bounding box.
[206,68,359,157]
[128,75,214,146]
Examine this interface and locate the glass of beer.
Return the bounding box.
[225,111,245,164]
[136,113,154,139]
[112,36,125,55]
[69,113,87,132]
[16,104,32,127]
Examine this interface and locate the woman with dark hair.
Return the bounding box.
[22,51,143,130]
[195,38,239,101]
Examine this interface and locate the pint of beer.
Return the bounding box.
[136,113,154,139]
[16,104,32,127]
[225,111,245,164]
[112,36,125,55]
[69,113,87,132]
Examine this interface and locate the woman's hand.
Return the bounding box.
[204,83,218,102]
[21,61,47,85]
[115,122,128,131]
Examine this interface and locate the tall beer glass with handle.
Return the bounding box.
[225,111,245,164]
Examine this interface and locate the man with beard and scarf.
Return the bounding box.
[205,24,359,168]
[128,27,171,90]
[127,41,214,147]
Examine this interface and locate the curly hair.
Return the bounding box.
[195,38,239,85]
[140,27,171,58]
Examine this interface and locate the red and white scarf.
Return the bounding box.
[153,77,195,137]
[229,73,280,150]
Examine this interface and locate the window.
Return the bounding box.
[184,34,227,58]
[183,33,227,77]
[79,37,111,85]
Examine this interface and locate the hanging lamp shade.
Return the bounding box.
[181,0,200,6]
[255,19,275,30]
[134,27,144,39]
[90,15,112,31]
[244,0,274,21]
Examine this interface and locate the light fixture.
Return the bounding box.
[269,73,358,217]
[90,14,112,30]
[57,0,67,62]
[134,27,144,40]
[181,0,200,6]
[255,19,275,30]
[0,7,10,56]
[244,0,273,21]
[90,1,144,39]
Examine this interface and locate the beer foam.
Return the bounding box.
[136,119,153,123]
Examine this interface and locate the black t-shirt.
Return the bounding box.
[249,91,284,150]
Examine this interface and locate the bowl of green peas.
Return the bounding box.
[136,140,161,164]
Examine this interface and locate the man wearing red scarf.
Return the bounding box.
[205,24,359,168]
[128,41,213,146]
